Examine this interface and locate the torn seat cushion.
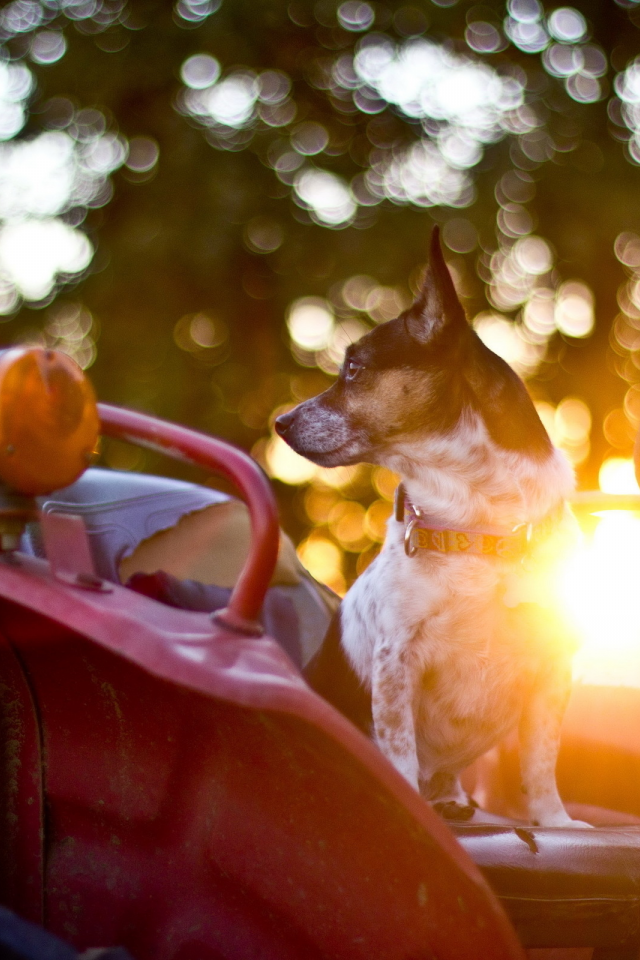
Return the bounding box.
[20,467,339,670]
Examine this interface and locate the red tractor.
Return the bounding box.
[0,345,639,960]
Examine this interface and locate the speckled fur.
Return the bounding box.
[277,228,587,827]
[339,428,580,825]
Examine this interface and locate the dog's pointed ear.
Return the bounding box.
[405,226,466,345]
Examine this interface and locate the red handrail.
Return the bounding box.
[98,404,280,633]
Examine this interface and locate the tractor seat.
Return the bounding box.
[454,823,640,953]
[23,466,229,584]
[18,467,337,670]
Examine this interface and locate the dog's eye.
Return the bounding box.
[345,360,363,382]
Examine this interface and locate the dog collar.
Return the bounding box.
[395,484,562,561]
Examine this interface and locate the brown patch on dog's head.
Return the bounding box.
[338,366,439,437]
[276,226,552,466]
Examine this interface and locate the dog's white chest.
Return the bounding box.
[341,544,523,673]
[340,544,540,767]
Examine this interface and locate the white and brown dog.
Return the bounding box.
[276,228,586,828]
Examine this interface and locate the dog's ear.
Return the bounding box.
[406,226,466,345]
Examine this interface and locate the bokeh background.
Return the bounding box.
[1,0,640,600]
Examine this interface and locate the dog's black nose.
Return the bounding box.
[275,410,295,437]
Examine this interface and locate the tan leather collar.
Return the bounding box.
[394,484,563,561]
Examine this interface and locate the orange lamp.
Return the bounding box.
[0,347,99,496]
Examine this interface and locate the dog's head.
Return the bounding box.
[275,228,551,469]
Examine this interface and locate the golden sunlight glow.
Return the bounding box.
[554,281,595,338]
[297,533,346,595]
[599,457,640,494]
[554,396,591,465]
[287,297,334,351]
[265,434,318,484]
[304,485,340,524]
[372,465,400,501]
[560,509,640,686]
[534,397,591,465]
[315,464,365,489]
[473,311,544,377]
[328,499,367,550]
[365,498,393,541]
[555,397,591,444]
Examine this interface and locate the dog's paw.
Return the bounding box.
[433,800,476,822]
[531,814,593,828]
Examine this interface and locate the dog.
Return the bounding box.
[276,227,587,827]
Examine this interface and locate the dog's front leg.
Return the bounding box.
[519,660,589,827]
[371,642,419,791]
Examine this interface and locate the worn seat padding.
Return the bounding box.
[20,467,337,668]
[27,467,303,587]
[25,467,229,583]
[455,824,640,949]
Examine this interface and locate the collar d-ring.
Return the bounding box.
[404,516,418,557]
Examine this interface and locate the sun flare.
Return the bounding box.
[560,500,640,687]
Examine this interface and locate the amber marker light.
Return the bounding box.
[0,346,99,495]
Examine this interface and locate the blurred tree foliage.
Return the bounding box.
[2,0,640,563]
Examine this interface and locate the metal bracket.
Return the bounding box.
[40,510,112,592]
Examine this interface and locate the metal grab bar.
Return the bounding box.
[98,404,280,634]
